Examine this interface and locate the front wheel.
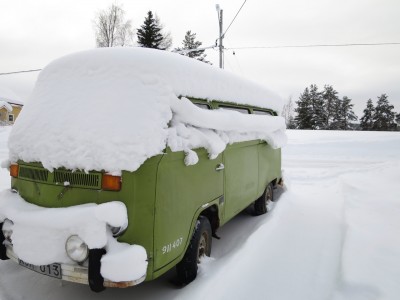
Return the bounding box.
[176,216,212,285]
[254,183,274,215]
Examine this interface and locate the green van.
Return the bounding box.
[0,48,285,292]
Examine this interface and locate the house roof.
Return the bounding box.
[0,86,24,106]
[0,100,13,112]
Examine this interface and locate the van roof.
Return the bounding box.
[9,48,286,174]
[41,48,282,112]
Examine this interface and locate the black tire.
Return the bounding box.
[0,223,9,260]
[254,183,274,215]
[88,248,107,293]
[176,216,212,285]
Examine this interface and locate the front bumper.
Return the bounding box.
[4,245,146,288]
[0,192,148,291]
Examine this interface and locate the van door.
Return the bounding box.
[223,140,259,222]
[153,148,224,272]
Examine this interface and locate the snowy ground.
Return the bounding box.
[0,127,399,300]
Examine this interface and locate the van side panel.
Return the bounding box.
[153,149,223,274]
[257,143,282,196]
[222,140,259,223]
[116,155,162,281]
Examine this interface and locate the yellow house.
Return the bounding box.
[0,87,24,125]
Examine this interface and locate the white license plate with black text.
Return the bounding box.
[19,259,62,279]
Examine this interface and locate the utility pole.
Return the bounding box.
[216,4,224,69]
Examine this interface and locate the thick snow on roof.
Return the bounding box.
[0,86,24,105]
[8,48,285,173]
[0,101,13,112]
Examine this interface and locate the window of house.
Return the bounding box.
[8,114,14,122]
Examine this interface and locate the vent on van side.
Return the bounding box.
[17,164,102,190]
[19,166,49,183]
[53,170,101,189]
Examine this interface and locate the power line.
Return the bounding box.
[2,41,399,75]
[223,0,247,38]
[226,42,400,50]
[0,69,42,76]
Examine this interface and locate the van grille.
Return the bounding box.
[17,165,101,190]
[19,166,49,183]
[53,170,101,189]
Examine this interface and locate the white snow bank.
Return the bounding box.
[333,162,400,300]
[0,190,147,282]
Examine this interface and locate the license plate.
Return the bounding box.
[19,259,62,279]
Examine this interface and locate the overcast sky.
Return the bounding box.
[1,0,399,116]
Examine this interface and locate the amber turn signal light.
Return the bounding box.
[10,164,19,178]
[102,174,121,191]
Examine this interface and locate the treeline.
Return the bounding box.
[359,95,398,131]
[93,4,208,63]
[282,84,399,131]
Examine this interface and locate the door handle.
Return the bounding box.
[215,163,225,171]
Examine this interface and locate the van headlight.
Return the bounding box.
[2,219,14,240]
[65,235,89,263]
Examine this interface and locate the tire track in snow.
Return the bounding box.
[332,162,400,300]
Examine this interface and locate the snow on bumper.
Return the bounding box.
[5,246,146,287]
[0,189,148,285]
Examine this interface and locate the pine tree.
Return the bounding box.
[174,31,210,63]
[322,85,339,129]
[295,87,313,129]
[309,84,325,129]
[295,84,359,130]
[372,94,396,131]
[339,96,358,130]
[329,98,343,130]
[360,99,375,131]
[137,11,169,49]
[295,84,323,129]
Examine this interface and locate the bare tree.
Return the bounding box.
[155,14,172,50]
[282,97,296,129]
[94,3,133,47]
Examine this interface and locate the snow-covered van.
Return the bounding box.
[0,48,286,292]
